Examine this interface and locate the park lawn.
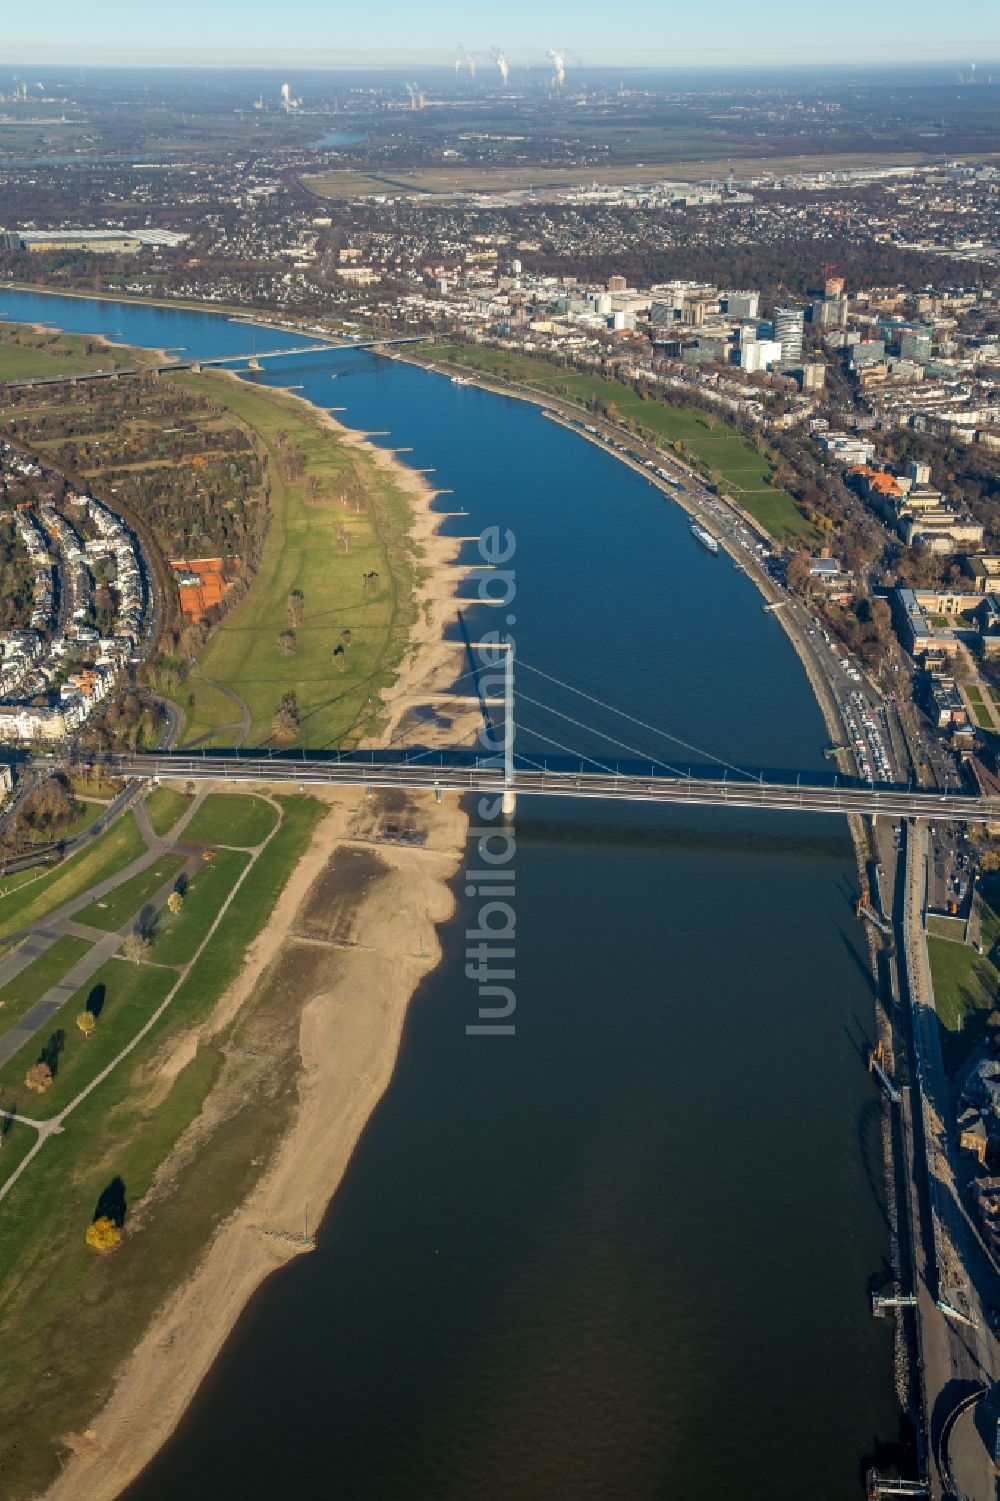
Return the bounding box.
[927,934,999,1074]
[972,703,994,730]
[0,794,326,1499]
[183,791,279,848]
[18,800,107,849]
[0,1119,38,1187]
[68,775,120,801]
[144,785,193,838]
[735,489,818,541]
[0,936,93,1039]
[177,675,244,748]
[966,684,984,703]
[0,323,135,381]
[420,344,818,542]
[76,855,186,933]
[0,813,145,941]
[174,372,418,749]
[0,865,58,902]
[151,849,250,966]
[0,957,177,1120]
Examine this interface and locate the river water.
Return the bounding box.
[0,293,903,1498]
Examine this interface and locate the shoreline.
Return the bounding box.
[31,361,476,1498]
[212,371,481,751]
[0,281,354,348]
[41,786,468,1501]
[400,348,853,753]
[21,310,896,1494]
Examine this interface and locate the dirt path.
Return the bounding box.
[181,661,252,750]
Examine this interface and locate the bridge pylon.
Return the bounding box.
[502,643,515,817]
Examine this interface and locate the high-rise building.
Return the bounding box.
[899,330,932,363]
[740,339,782,373]
[724,290,760,319]
[773,307,805,369]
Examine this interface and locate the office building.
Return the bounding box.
[773,307,805,369]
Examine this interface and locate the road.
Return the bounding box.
[880,816,998,1499]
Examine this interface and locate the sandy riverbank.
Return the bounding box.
[240,375,484,752]
[31,365,477,1499]
[42,784,467,1501]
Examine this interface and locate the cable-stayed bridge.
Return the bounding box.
[59,650,998,822]
[97,750,999,821]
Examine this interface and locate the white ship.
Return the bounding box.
[691,523,719,554]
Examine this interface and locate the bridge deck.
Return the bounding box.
[85,754,1000,822]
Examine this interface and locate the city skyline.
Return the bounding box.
[3,0,1000,69]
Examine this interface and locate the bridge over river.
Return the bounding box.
[0,335,423,390]
[91,750,1000,822]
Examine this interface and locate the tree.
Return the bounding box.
[122,932,151,962]
[85,1216,121,1253]
[785,551,812,595]
[76,1011,96,1039]
[271,694,300,741]
[25,1062,53,1093]
[167,890,184,916]
[287,589,304,627]
[278,629,297,656]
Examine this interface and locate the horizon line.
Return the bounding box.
[4,53,1000,72]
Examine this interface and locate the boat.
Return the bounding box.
[451,375,470,386]
[691,523,719,554]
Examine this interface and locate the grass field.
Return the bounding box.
[144,786,193,838]
[169,373,418,749]
[0,958,177,1120]
[184,793,279,848]
[77,855,186,933]
[0,1120,37,1182]
[151,849,250,966]
[0,936,93,1039]
[928,924,1000,1074]
[0,814,145,942]
[419,344,817,542]
[0,321,146,381]
[17,799,107,849]
[0,794,326,1498]
[69,775,120,801]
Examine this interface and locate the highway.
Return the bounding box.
[93,753,1000,821]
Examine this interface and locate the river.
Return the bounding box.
[0,292,904,1498]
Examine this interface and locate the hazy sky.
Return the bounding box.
[5,0,999,68]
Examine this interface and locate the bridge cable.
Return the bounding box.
[517,658,758,781]
[515,689,687,777]
[512,721,627,780]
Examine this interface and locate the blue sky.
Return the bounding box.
[5,0,999,68]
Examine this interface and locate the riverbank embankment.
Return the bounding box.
[41,784,467,1501]
[398,349,851,758]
